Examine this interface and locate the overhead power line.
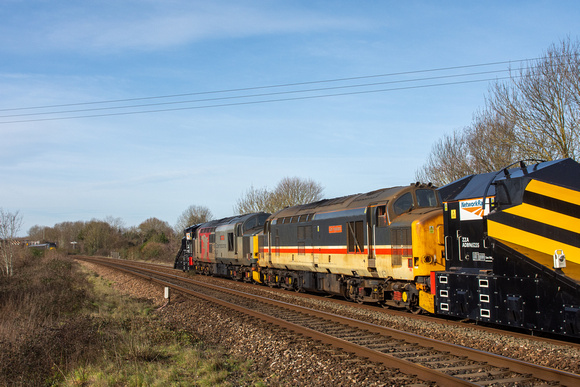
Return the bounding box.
[0,57,542,124]
[0,69,510,119]
[0,76,515,124]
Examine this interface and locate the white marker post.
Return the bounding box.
[164,286,170,303]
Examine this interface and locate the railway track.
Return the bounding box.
[79,256,580,386]
[124,259,580,353]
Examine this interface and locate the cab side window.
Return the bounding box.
[416,189,437,207]
[393,193,413,215]
[376,205,387,227]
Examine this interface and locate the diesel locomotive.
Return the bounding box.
[175,158,580,338]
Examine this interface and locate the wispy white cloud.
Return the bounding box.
[8,1,367,53]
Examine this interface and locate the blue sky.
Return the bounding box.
[1,1,579,236]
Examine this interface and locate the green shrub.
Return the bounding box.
[140,241,164,259]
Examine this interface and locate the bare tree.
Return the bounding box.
[139,218,173,242]
[415,129,473,186]
[235,177,324,214]
[53,221,85,250]
[417,38,580,185]
[270,177,324,210]
[78,220,113,255]
[416,111,519,186]
[489,38,580,161]
[175,205,214,233]
[104,216,125,231]
[0,208,23,276]
[27,225,46,241]
[234,185,273,214]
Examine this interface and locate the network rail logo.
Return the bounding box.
[459,198,494,220]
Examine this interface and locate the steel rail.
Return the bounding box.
[115,257,580,351]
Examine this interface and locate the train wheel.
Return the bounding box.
[343,292,353,302]
[410,306,423,315]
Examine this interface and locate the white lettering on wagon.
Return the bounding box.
[461,237,480,248]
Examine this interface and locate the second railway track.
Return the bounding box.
[79,256,580,386]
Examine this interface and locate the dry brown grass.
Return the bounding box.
[0,251,101,385]
[0,250,263,386]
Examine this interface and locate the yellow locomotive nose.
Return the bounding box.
[409,208,445,314]
[411,208,445,277]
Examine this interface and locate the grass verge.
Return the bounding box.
[0,252,264,386]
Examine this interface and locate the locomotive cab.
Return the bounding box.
[174,224,201,271]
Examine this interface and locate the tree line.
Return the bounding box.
[0,176,324,276]
[26,216,177,259]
